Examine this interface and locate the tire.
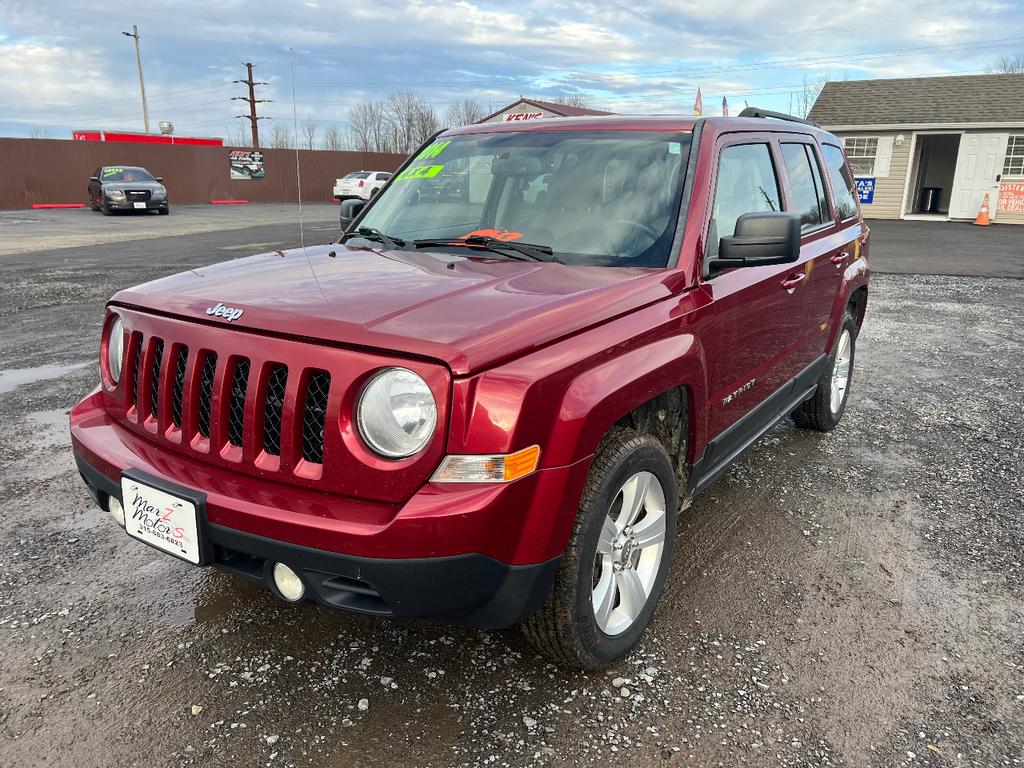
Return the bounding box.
[370,188,380,197]
[521,427,678,669]
[101,203,113,216]
[158,207,169,215]
[88,197,99,211]
[792,312,857,431]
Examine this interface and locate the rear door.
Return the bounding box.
[700,136,809,442]
[776,139,844,367]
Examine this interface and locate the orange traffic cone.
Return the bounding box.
[973,193,991,226]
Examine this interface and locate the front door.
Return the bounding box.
[699,138,809,443]
[949,133,1009,219]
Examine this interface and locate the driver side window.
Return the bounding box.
[707,143,782,259]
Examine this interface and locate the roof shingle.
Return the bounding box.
[808,74,1024,126]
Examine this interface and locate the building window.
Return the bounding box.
[1004,136,1024,178]
[844,137,878,176]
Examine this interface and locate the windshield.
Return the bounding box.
[357,130,691,267]
[101,167,156,183]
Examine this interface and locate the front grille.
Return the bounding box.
[262,365,288,456]
[301,371,331,464]
[149,339,164,419]
[171,346,188,428]
[227,359,250,447]
[197,352,218,438]
[111,319,402,491]
[126,190,151,201]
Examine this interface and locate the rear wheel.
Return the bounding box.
[521,428,677,669]
[793,313,857,431]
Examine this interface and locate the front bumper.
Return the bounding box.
[105,196,168,210]
[71,392,588,627]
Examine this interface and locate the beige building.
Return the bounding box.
[809,74,1024,225]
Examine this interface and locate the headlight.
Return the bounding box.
[152,185,167,199]
[106,314,125,383]
[106,188,126,200]
[357,368,436,458]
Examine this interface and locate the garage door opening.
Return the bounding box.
[906,134,961,219]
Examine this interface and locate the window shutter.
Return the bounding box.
[874,136,894,177]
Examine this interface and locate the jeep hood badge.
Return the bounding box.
[206,302,244,322]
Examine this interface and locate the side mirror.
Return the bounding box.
[711,212,801,271]
[339,198,366,231]
[90,176,99,183]
[155,177,164,183]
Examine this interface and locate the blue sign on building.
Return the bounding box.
[855,177,876,205]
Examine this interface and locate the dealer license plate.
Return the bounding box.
[121,477,201,564]
[133,202,146,209]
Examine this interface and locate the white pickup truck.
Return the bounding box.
[332,171,392,201]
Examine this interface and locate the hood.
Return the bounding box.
[111,244,676,375]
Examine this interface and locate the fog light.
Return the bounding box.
[272,563,305,602]
[109,496,125,527]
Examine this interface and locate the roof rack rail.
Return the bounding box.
[737,107,819,128]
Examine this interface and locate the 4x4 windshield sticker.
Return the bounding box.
[102,168,124,177]
[394,164,445,182]
[417,140,451,160]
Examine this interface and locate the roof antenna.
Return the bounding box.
[289,48,304,250]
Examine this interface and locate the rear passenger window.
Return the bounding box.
[781,143,832,232]
[822,144,859,220]
[708,143,782,259]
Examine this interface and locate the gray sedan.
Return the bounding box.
[88,166,169,215]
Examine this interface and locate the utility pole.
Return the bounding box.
[121,25,150,133]
[233,62,271,148]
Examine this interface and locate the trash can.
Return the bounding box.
[919,187,941,213]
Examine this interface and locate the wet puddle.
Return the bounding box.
[0,362,89,394]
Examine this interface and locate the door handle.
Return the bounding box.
[831,251,850,267]
[781,273,806,293]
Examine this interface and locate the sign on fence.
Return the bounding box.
[229,150,265,180]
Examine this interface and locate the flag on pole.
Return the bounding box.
[693,87,703,116]
[722,96,729,117]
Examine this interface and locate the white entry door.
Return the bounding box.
[949,133,1009,220]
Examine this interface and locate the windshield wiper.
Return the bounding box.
[341,227,406,250]
[413,235,560,263]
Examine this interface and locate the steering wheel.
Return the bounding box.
[607,219,660,242]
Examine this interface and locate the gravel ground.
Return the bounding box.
[0,229,1021,767]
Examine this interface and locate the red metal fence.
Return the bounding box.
[0,138,406,209]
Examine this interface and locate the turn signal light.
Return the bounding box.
[431,445,541,483]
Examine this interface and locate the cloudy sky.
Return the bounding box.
[1,0,1022,140]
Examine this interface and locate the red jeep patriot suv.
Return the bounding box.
[70,109,869,669]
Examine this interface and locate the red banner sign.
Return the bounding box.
[997,181,1024,213]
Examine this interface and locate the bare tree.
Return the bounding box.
[796,75,830,118]
[990,52,1024,73]
[555,93,591,109]
[347,91,440,154]
[28,127,48,139]
[348,100,387,152]
[269,122,292,149]
[301,117,319,150]
[229,120,250,147]
[322,124,344,151]
[445,97,484,127]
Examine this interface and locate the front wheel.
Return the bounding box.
[792,313,857,431]
[521,428,677,669]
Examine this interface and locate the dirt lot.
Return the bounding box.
[0,212,1022,768]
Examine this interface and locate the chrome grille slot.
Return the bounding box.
[262,365,288,456]
[227,359,250,447]
[301,371,331,464]
[171,346,188,428]
[197,352,217,438]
